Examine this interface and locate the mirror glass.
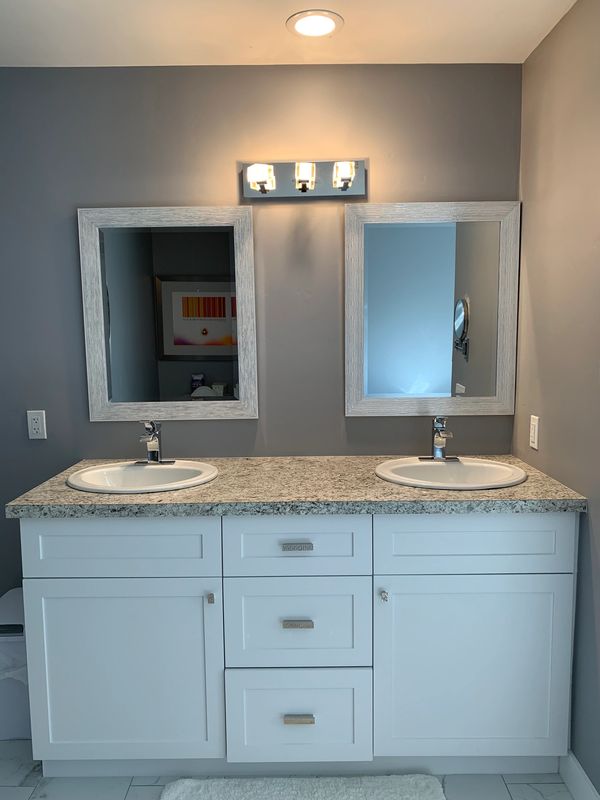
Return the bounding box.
[100,226,239,404]
[364,221,500,399]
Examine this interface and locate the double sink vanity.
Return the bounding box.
[3,199,587,776]
[6,445,585,776]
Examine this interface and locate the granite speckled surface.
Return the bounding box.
[5,455,586,519]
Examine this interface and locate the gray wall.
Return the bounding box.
[0,64,521,592]
[514,0,600,789]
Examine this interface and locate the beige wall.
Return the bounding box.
[515,0,600,787]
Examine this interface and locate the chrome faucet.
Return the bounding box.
[431,416,454,460]
[138,421,174,465]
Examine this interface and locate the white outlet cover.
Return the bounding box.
[27,410,47,440]
[529,414,539,450]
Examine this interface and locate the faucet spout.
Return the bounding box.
[139,421,162,464]
[431,416,454,460]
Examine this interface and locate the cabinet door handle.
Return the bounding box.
[206,592,215,605]
[283,714,315,725]
[280,541,314,552]
[380,590,389,602]
[281,619,315,629]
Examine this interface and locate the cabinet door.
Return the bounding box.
[23,578,225,760]
[374,574,574,757]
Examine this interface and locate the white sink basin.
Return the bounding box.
[375,457,527,490]
[67,461,218,494]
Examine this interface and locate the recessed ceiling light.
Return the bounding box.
[286,9,344,38]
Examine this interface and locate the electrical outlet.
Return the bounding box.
[529,415,539,450]
[27,410,47,440]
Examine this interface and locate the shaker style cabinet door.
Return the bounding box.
[23,578,225,760]
[373,574,574,757]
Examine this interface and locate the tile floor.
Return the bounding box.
[0,741,575,800]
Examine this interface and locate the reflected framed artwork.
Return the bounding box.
[155,278,237,359]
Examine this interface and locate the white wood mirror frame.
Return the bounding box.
[345,201,520,416]
[78,206,258,421]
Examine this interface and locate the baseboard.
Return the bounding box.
[42,755,559,779]
[560,752,600,800]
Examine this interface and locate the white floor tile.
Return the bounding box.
[507,785,574,800]
[30,777,132,800]
[125,788,163,800]
[444,774,511,800]
[503,776,564,785]
[0,789,34,800]
[0,742,37,787]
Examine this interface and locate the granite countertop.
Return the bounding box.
[5,455,586,519]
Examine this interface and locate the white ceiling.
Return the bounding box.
[0,0,577,67]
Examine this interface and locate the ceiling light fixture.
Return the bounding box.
[286,9,344,38]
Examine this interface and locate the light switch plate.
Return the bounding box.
[529,415,539,450]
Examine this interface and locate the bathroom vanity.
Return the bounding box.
[5,456,585,777]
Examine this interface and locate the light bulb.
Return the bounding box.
[333,161,356,190]
[247,163,276,194]
[295,162,316,192]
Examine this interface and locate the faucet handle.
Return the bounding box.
[140,421,160,435]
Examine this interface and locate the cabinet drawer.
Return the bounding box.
[223,515,372,576]
[224,576,372,667]
[225,667,372,762]
[20,517,222,578]
[374,512,578,574]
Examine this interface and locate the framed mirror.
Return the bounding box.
[78,206,258,420]
[345,201,520,416]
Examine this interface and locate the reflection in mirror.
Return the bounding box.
[364,221,499,399]
[101,226,238,403]
[453,297,468,342]
[78,207,257,421]
[345,202,520,416]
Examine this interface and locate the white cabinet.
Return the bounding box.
[225,667,372,762]
[20,517,222,578]
[223,515,372,576]
[373,573,574,757]
[224,576,372,667]
[23,577,225,760]
[18,510,579,769]
[373,513,577,575]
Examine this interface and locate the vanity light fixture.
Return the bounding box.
[295,161,316,192]
[333,160,356,191]
[246,163,276,194]
[240,160,366,200]
[286,9,344,38]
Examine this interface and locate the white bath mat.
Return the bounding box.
[160,775,445,800]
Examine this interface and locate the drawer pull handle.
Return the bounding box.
[380,590,389,602]
[280,541,314,552]
[206,592,215,605]
[283,714,315,725]
[281,619,315,629]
